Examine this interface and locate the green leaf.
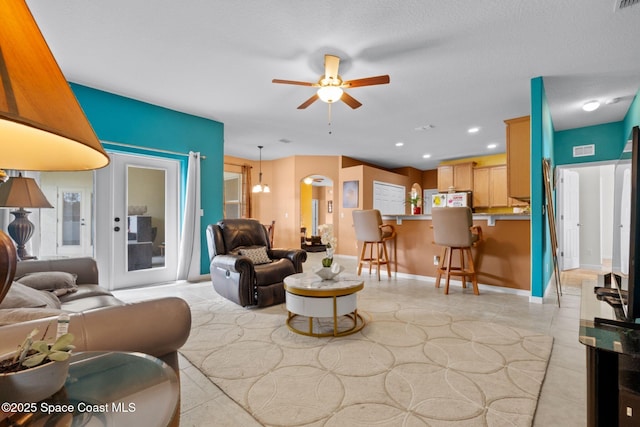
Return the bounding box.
[31,341,50,353]
[22,353,47,368]
[48,351,70,362]
[51,333,74,351]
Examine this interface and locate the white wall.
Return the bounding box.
[600,165,614,261]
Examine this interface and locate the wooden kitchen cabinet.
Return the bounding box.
[473,165,508,208]
[490,165,508,207]
[437,162,474,192]
[473,167,490,207]
[505,116,530,200]
[437,165,454,192]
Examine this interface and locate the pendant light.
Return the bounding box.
[252,145,270,193]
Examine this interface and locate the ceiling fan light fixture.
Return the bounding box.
[582,100,600,112]
[317,86,344,103]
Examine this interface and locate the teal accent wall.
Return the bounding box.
[530,77,555,298]
[554,121,625,166]
[70,83,224,275]
[623,92,640,140]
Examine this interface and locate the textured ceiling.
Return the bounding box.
[26,0,640,169]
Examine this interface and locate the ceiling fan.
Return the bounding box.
[272,54,390,110]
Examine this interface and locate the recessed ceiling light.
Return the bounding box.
[279,138,292,143]
[468,127,480,134]
[414,125,435,131]
[395,142,404,147]
[487,143,497,149]
[422,154,431,159]
[582,100,600,112]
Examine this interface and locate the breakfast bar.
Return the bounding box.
[382,213,531,291]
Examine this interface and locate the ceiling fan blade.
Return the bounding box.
[341,91,362,109]
[324,55,340,81]
[297,94,319,109]
[342,75,390,88]
[272,79,315,86]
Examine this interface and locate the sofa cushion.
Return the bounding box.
[60,295,125,312]
[238,246,272,265]
[0,282,62,309]
[16,271,79,297]
[58,285,113,303]
[0,307,65,326]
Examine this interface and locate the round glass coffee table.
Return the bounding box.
[284,272,366,337]
[1,351,179,426]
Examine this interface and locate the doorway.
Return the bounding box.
[95,152,180,290]
[557,163,615,272]
[300,175,333,247]
[40,171,95,258]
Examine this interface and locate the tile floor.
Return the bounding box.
[113,254,593,426]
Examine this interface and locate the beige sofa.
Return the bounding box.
[0,257,191,375]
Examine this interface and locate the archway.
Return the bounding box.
[300,175,333,250]
[409,182,423,214]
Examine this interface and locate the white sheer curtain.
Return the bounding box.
[177,152,201,281]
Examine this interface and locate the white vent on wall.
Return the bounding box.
[573,144,595,157]
[615,0,640,10]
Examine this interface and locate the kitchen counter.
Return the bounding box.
[384,213,530,226]
[380,213,531,291]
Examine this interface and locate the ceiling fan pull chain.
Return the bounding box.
[328,103,332,134]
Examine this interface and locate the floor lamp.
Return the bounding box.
[0,174,53,260]
[0,0,109,300]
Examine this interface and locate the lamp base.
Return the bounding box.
[7,208,36,261]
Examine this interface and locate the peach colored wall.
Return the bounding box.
[337,165,363,257]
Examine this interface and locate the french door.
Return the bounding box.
[56,187,93,257]
[95,152,180,290]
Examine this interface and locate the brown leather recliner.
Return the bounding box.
[206,219,307,307]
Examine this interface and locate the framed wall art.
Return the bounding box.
[343,180,359,208]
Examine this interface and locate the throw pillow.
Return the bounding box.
[239,246,272,265]
[0,282,62,309]
[16,271,78,295]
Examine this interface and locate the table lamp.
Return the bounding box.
[0,0,110,301]
[0,173,54,260]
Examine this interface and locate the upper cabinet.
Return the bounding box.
[437,162,474,192]
[505,116,530,200]
[473,165,508,208]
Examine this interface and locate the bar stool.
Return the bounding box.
[352,209,396,280]
[432,207,482,294]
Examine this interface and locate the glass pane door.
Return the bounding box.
[95,152,179,290]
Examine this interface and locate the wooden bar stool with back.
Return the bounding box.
[352,209,397,280]
[432,206,482,294]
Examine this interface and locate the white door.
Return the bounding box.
[559,169,580,270]
[95,152,180,290]
[56,187,93,257]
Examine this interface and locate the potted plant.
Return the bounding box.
[0,327,75,403]
[409,194,422,215]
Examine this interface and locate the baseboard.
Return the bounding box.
[391,271,531,297]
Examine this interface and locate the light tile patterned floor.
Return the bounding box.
[114,254,593,426]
